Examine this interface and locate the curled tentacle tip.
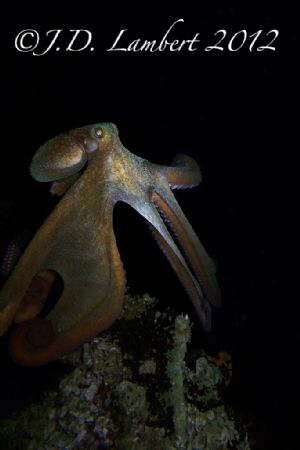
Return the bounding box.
[167,154,202,188]
[8,319,55,365]
[14,271,55,323]
[24,274,52,304]
[25,319,55,348]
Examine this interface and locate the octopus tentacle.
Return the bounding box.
[151,191,221,307]
[4,188,125,365]
[14,270,55,323]
[160,154,202,189]
[0,231,32,280]
[123,196,191,274]
[123,192,213,329]
[149,223,211,330]
[8,233,125,366]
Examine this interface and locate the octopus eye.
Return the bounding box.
[93,127,104,139]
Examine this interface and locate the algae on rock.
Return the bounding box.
[0,293,250,449]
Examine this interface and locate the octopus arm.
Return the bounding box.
[124,196,212,330]
[159,154,202,189]
[0,189,126,365]
[151,190,221,308]
[149,223,211,330]
[8,234,125,366]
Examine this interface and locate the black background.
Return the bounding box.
[1,5,299,449]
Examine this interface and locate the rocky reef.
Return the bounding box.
[0,293,250,449]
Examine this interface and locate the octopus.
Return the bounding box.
[0,122,220,365]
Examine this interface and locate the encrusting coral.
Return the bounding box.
[0,293,249,449]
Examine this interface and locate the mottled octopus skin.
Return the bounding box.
[0,123,220,365]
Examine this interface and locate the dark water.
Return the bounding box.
[1,5,299,449]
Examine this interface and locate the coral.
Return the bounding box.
[0,293,249,449]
